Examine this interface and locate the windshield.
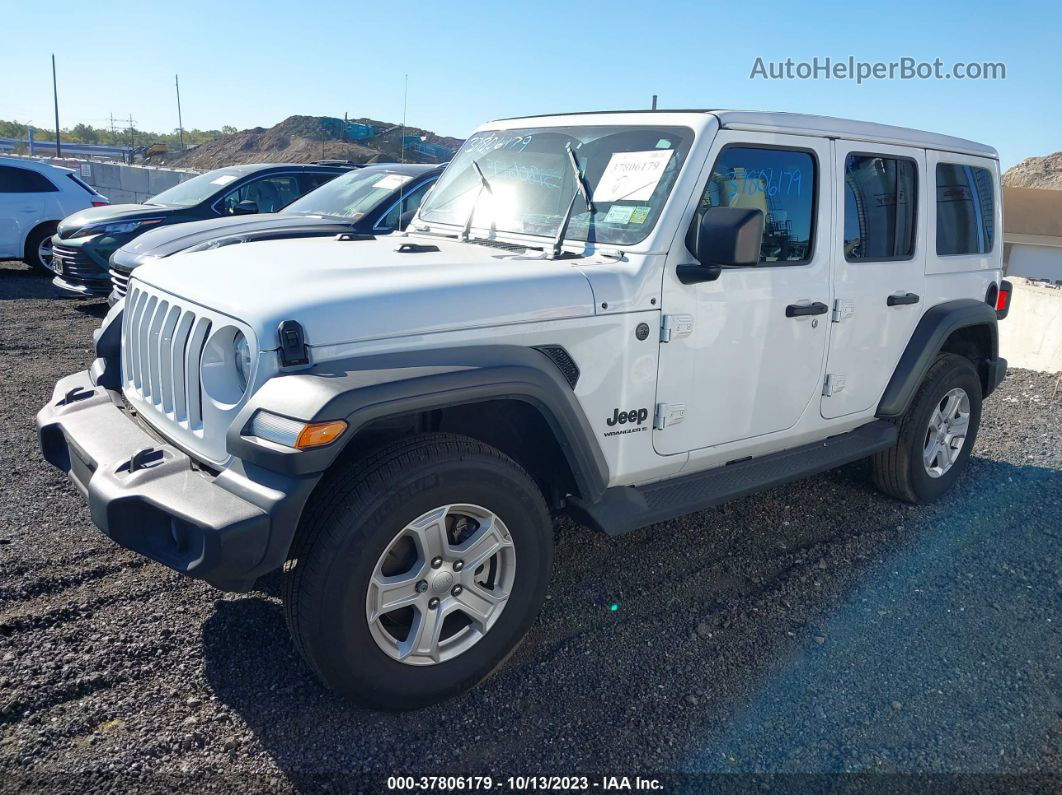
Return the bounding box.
[418,125,693,246]
[147,169,245,207]
[282,168,418,219]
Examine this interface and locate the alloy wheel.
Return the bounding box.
[366,504,516,666]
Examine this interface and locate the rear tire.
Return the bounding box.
[871,353,982,503]
[283,433,553,710]
[24,224,57,273]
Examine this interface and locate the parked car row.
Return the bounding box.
[0,156,443,298]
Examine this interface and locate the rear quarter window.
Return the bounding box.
[935,163,995,255]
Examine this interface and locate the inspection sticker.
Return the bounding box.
[373,174,413,190]
[593,150,674,202]
[628,206,650,224]
[210,174,239,186]
[604,205,634,224]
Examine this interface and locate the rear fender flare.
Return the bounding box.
[877,299,999,418]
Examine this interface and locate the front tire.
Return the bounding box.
[283,433,553,710]
[871,353,982,503]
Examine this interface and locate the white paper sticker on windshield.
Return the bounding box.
[373,174,413,190]
[604,205,634,224]
[210,174,238,186]
[593,150,674,202]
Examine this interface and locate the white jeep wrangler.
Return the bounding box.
[38,110,1011,710]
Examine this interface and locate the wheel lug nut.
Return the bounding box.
[430,557,443,569]
[415,580,428,593]
[453,560,464,572]
[451,585,463,597]
[428,597,440,609]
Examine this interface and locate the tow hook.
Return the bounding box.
[125,447,164,473]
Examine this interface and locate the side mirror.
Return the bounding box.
[398,209,417,230]
[678,207,764,284]
[232,199,258,215]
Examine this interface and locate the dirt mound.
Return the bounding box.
[164,114,462,171]
[1003,151,1062,190]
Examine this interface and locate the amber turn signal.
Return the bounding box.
[294,420,348,450]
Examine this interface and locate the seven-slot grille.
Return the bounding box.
[110,267,131,298]
[122,285,211,429]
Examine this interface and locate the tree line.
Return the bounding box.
[0,119,238,148]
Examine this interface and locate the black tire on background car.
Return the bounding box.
[871,353,983,504]
[24,224,57,273]
[283,432,553,710]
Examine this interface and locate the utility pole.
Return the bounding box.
[175,74,185,151]
[399,73,408,164]
[52,54,62,157]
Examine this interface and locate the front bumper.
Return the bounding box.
[37,370,316,591]
[50,236,117,295]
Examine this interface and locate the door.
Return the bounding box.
[820,142,926,419]
[0,165,46,257]
[654,131,832,455]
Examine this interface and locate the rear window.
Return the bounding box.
[843,154,917,261]
[66,173,97,195]
[935,163,995,255]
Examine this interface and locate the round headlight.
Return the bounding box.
[233,332,252,391]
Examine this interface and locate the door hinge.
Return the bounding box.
[653,402,687,429]
[832,299,855,323]
[660,314,694,342]
[822,373,847,397]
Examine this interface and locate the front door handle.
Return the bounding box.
[785,301,829,317]
[887,292,920,306]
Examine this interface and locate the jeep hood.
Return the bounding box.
[111,213,355,269]
[131,235,597,348]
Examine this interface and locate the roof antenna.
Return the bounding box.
[651,94,658,110]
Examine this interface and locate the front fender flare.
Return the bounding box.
[226,345,609,502]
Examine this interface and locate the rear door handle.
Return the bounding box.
[887,292,920,306]
[785,301,829,317]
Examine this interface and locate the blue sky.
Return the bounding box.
[2,0,1057,168]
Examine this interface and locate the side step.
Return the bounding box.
[567,420,897,536]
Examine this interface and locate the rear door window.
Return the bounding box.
[0,165,58,192]
[935,163,995,255]
[843,154,917,261]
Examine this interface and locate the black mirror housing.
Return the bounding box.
[696,207,764,267]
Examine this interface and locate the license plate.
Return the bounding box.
[52,256,63,275]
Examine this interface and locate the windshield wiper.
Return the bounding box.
[552,143,594,259]
[461,159,493,243]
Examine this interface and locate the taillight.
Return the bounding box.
[91,200,109,207]
[995,280,1012,319]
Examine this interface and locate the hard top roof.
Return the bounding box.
[491,109,997,159]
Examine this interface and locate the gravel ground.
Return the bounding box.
[1,260,1059,792]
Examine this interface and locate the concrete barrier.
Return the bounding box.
[998,278,1062,373]
[3,154,197,204]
